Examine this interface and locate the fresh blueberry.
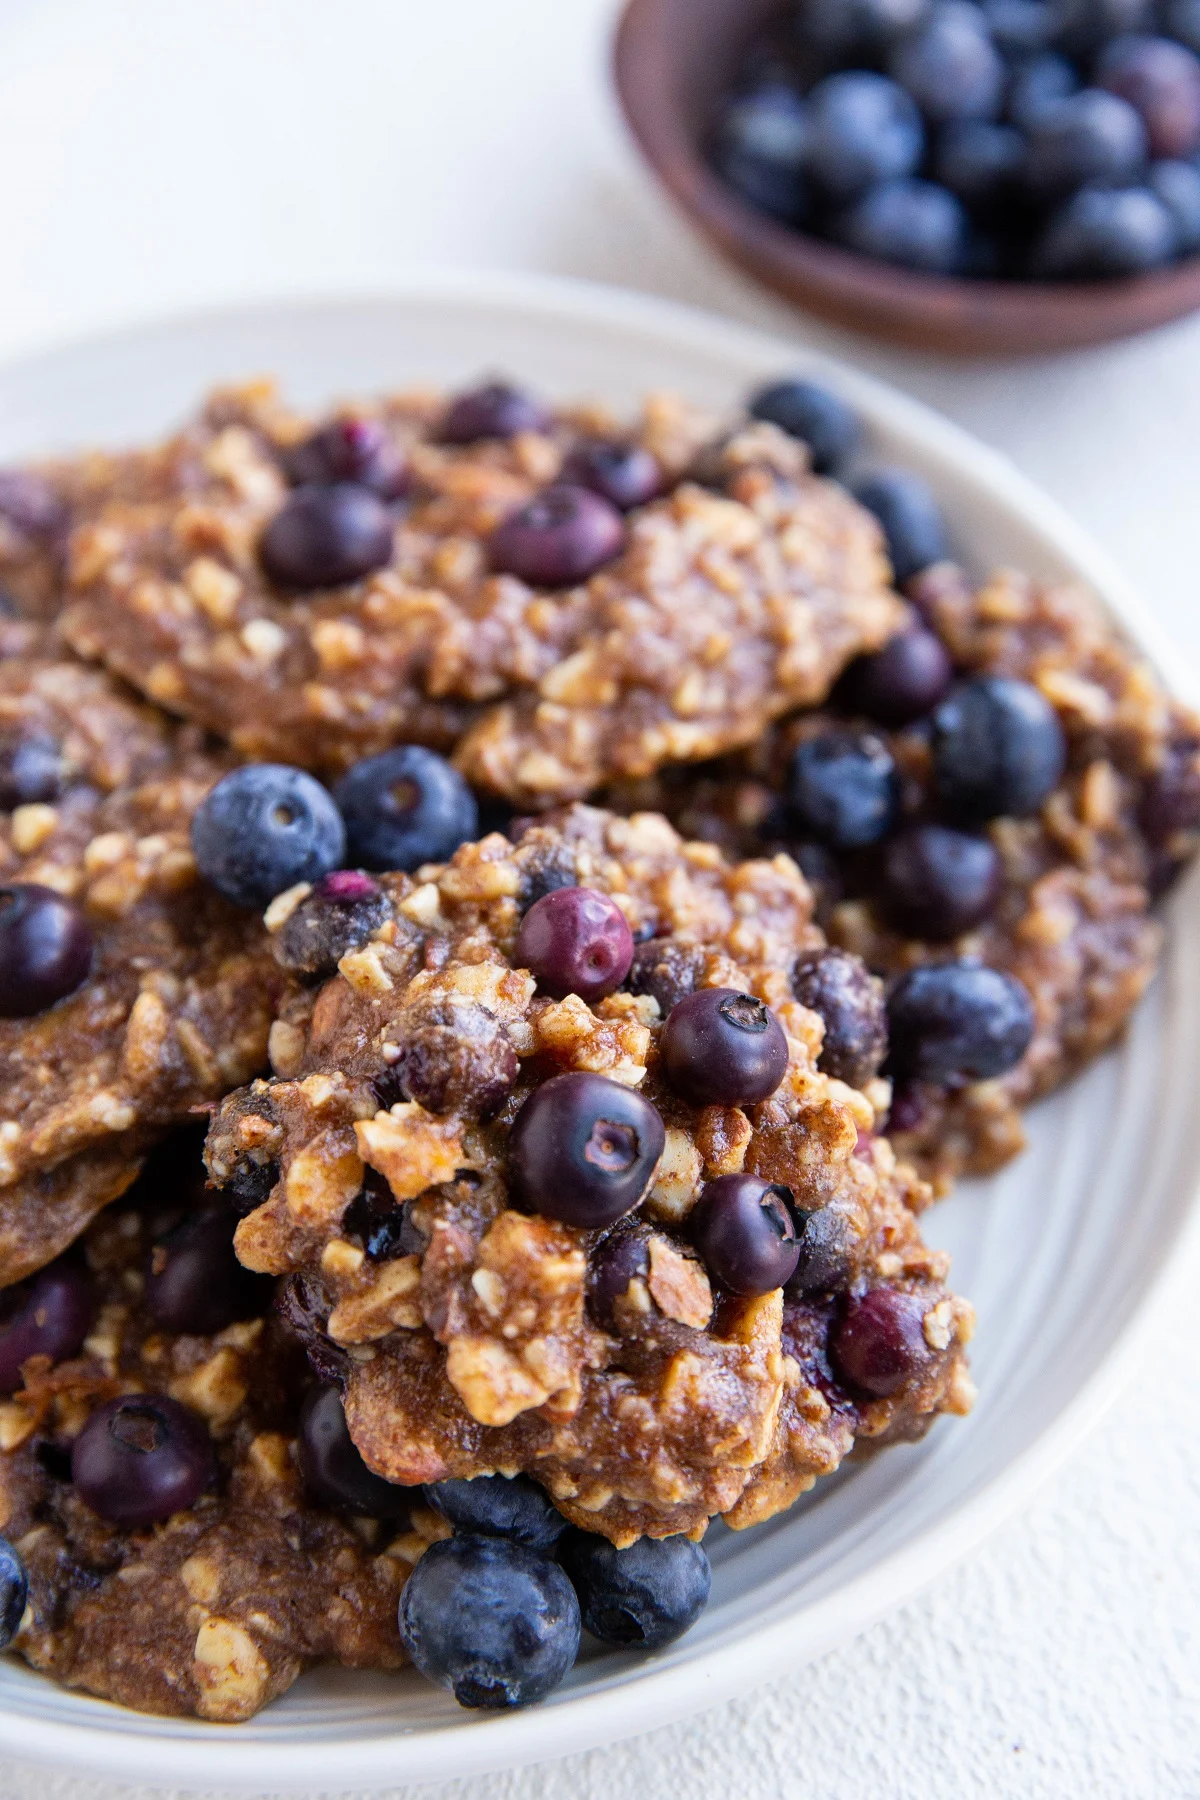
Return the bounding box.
[1034,183,1178,273]
[260,483,394,591]
[1148,158,1200,250]
[803,72,924,200]
[887,958,1035,1082]
[514,885,633,1002]
[794,0,932,60]
[830,1287,935,1397]
[588,1225,653,1328]
[747,378,862,475]
[561,440,664,511]
[0,1261,94,1392]
[0,735,65,809]
[835,178,969,273]
[441,382,549,445]
[881,824,1002,938]
[559,1529,711,1649]
[71,1394,214,1527]
[690,1173,801,1295]
[399,1534,580,1709]
[426,1474,567,1551]
[297,1384,411,1519]
[660,988,790,1107]
[284,417,410,500]
[711,83,811,226]
[791,839,845,915]
[980,0,1057,53]
[890,2,1006,121]
[1164,0,1200,57]
[0,885,92,1018]
[191,765,345,908]
[853,469,949,583]
[791,948,888,1088]
[788,729,900,850]
[490,484,625,587]
[509,1073,665,1229]
[837,626,954,726]
[273,869,391,980]
[1098,34,1200,159]
[0,1537,26,1648]
[932,676,1067,822]
[934,121,1025,211]
[1056,0,1155,57]
[1007,52,1080,129]
[333,745,477,872]
[1024,90,1148,197]
[146,1204,271,1336]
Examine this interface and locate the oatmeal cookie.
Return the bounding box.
[205,805,972,1545]
[58,383,903,797]
[0,653,284,1286]
[0,1161,432,1721]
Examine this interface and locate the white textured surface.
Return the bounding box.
[0,2,1199,1794]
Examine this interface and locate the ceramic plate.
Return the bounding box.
[0,274,1196,1791]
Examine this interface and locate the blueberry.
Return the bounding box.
[980,0,1057,53]
[490,484,625,587]
[440,382,550,445]
[1007,52,1080,129]
[1098,34,1200,159]
[792,839,845,915]
[791,948,888,1088]
[588,1225,653,1328]
[222,1156,278,1215]
[690,1173,801,1295]
[853,469,949,583]
[0,735,65,809]
[794,0,932,60]
[427,1474,567,1551]
[934,121,1025,210]
[284,417,410,500]
[882,824,1002,938]
[0,883,91,1019]
[514,886,634,1003]
[1056,0,1155,57]
[890,2,1006,121]
[333,745,477,872]
[297,1384,411,1519]
[835,178,969,273]
[191,765,345,908]
[802,72,924,201]
[560,440,664,511]
[1148,157,1200,249]
[788,729,900,850]
[260,483,394,591]
[1024,90,1148,197]
[0,1262,94,1392]
[1138,743,1200,847]
[747,378,862,475]
[1164,0,1200,57]
[559,1529,711,1649]
[399,1534,580,1709]
[887,958,1035,1082]
[660,988,790,1108]
[343,1173,426,1261]
[932,676,1067,822]
[374,999,518,1117]
[711,83,810,226]
[0,1537,26,1648]
[787,1197,862,1296]
[508,1073,665,1229]
[273,869,391,980]
[1034,183,1178,273]
[836,626,953,726]
[830,1287,935,1397]
[146,1204,271,1335]
[71,1394,214,1527]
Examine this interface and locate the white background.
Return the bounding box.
[2,1,1200,1795]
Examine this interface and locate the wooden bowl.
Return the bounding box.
[613,0,1200,354]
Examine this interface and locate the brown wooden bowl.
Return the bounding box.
[613,0,1200,355]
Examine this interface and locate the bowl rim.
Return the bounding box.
[0,270,1197,1790]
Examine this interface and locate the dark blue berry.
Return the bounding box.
[273,869,390,980]
[1007,52,1080,128]
[803,72,924,200]
[836,178,969,273]
[1024,91,1148,197]
[374,999,517,1117]
[792,948,888,1088]
[935,121,1025,210]
[1148,158,1200,249]
[787,1199,860,1296]
[890,2,1006,121]
[72,1395,214,1527]
[333,745,477,872]
[426,1474,567,1551]
[441,383,549,445]
[146,1204,271,1336]
[932,676,1067,822]
[853,469,949,582]
[660,988,790,1107]
[711,84,810,226]
[588,1225,652,1328]
[1098,34,1200,159]
[1164,0,1200,57]
[830,1287,935,1396]
[887,958,1035,1082]
[1034,183,1177,274]
[1139,744,1200,847]
[837,626,953,726]
[981,0,1057,53]
[509,1073,665,1229]
[788,729,899,849]
[297,1385,411,1519]
[0,735,65,808]
[881,824,1002,938]
[794,0,932,60]
[344,1174,425,1260]
[0,1261,93,1392]
[514,886,633,1002]
[284,417,410,500]
[260,483,394,590]
[0,1537,27,1648]
[748,379,862,476]
[490,484,625,587]
[691,1172,801,1295]
[1056,0,1155,58]
[561,440,664,511]
[559,1529,711,1649]
[191,765,345,908]
[0,885,92,1018]
[399,1534,580,1709]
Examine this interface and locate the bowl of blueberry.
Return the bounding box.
[614,0,1200,351]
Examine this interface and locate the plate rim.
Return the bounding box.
[0,269,1196,1790]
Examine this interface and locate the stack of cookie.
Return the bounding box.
[0,371,1191,1720]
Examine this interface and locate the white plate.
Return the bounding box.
[1,273,1197,1792]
